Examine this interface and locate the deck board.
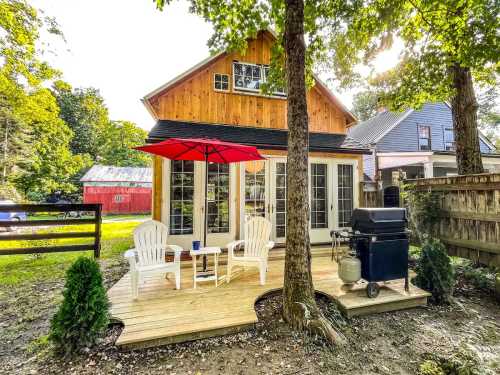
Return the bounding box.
[109,250,430,348]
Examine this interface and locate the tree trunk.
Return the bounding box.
[450,64,484,175]
[282,0,345,345]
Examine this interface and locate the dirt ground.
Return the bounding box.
[1,259,499,375]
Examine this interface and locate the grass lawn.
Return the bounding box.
[0,220,139,286]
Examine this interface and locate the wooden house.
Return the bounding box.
[142,30,369,249]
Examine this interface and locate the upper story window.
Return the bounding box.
[418,125,431,150]
[233,61,286,97]
[444,128,455,151]
[214,73,229,92]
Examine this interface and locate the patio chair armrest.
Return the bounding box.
[262,241,275,258]
[227,240,245,257]
[124,249,138,270]
[167,244,184,262]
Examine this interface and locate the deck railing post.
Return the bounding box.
[94,204,102,258]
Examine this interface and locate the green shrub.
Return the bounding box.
[413,238,455,304]
[49,257,109,355]
[458,262,497,294]
[419,360,445,375]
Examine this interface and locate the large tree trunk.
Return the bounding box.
[451,64,484,175]
[282,0,344,345]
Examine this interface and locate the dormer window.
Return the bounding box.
[233,61,286,97]
[214,73,229,92]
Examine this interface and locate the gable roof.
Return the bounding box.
[142,30,356,124]
[80,165,152,183]
[147,120,370,154]
[348,109,414,145]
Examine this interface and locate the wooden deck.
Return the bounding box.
[108,249,430,349]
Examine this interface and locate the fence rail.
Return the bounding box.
[0,203,102,258]
[409,173,500,267]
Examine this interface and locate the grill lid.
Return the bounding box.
[351,208,407,228]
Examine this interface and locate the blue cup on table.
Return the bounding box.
[192,240,201,251]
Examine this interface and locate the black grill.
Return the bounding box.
[333,208,410,298]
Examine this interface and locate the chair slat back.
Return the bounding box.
[244,216,271,258]
[133,220,168,266]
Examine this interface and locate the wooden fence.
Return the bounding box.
[410,173,500,267]
[0,204,102,258]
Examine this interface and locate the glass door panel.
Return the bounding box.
[244,160,267,220]
[338,164,354,227]
[205,162,236,247]
[207,163,230,234]
[273,161,287,242]
[170,160,195,235]
[309,161,332,243]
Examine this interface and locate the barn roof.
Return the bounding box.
[80,165,152,183]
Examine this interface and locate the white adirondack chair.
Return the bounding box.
[124,220,183,299]
[226,216,274,285]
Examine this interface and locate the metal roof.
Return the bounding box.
[80,165,152,183]
[146,120,370,154]
[347,110,413,145]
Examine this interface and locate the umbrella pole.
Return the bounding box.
[203,152,208,271]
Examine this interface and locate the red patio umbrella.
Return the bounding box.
[135,138,265,267]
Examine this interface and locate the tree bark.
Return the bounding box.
[450,64,484,175]
[282,0,344,345]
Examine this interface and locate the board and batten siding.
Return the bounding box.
[147,31,351,134]
[376,103,494,153]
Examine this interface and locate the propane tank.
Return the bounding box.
[339,254,361,285]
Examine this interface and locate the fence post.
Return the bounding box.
[94,204,102,258]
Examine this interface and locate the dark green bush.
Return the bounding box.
[49,257,109,355]
[413,238,455,304]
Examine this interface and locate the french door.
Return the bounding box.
[240,157,358,245]
[163,159,236,249]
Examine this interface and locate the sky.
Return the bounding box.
[33,0,402,131]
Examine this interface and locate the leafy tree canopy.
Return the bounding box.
[351,90,379,121]
[332,0,499,109]
[99,120,150,167]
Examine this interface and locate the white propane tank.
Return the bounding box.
[339,255,361,285]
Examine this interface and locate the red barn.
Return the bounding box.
[80,165,152,214]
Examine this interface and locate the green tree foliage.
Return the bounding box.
[333,0,500,174]
[413,239,455,304]
[49,257,109,356]
[351,90,379,121]
[53,81,109,159]
[12,88,91,200]
[0,0,87,199]
[53,81,150,167]
[99,120,150,167]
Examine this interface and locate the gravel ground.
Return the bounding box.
[1,260,499,375]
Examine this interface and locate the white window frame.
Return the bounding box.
[233,61,262,93]
[232,61,287,97]
[213,73,230,92]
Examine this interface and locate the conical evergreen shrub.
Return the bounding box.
[413,238,455,304]
[49,257,109,355]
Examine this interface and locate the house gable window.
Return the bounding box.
[444,128,455,151]
[233,61,286,97]
[418,125,431,151]
[214,73,229,92]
